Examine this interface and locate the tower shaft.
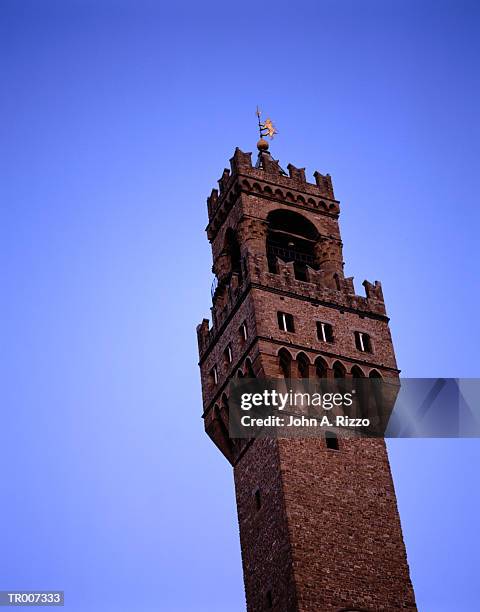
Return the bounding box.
[197,147,416,611]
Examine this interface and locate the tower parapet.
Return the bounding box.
[206,148,338,240]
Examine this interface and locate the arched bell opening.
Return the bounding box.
[266,209,319,280]
[224,227,242,281]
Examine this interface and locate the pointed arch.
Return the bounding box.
[245,357,256,379]
[296,352,310,378]
[333,361,346,378]
[367,369,383,430]
[351,366,367,418]
[315,356,328,379]
[220,394,230,428]
[214,402,228,432]
[278,348,292,379]
[351,365,365,378]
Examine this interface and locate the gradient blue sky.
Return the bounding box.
[1,1,480,611]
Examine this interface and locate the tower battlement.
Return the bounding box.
[197,268,387,361]
[206,148,336,239]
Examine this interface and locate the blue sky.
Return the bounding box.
[1,1,479,610]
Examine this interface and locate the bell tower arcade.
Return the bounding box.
[197,137,416,612]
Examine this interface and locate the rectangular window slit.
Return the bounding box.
[265,590,273,608]
[354,331,372,353]
[277,311,294,333]
[240,321,248,342]
[317,321,334,343]
[224,344,233,364]
[254,489,262,511]
[210,366,218,385]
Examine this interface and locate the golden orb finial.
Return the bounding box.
[257,138,269,151]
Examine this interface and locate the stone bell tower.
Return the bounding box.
[196,132,416,611]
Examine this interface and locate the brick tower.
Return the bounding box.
[197,139,416,611]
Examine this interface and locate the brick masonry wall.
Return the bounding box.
[252,288,397,375]
[234,437,298,612]
[199,292,258,409]
[278,437,416,611]
[233,437,416,611]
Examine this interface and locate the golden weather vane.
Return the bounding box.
[256,107,278,148]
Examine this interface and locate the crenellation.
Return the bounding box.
[287,163,306,183]
[313,170,334,198]
[230,147,253,173]
[218,167,231,193]
[206,147,339,235]
[198,269,388,362]
[206,188,218,218]
[196,318,210,354]
[363,279,384,302]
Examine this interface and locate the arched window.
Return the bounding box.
[278,348,292,378]
[219,394,230,430]
[214,402,229,432]
[245,358,256,378]
[351,365,364,378]
[266,209,319,278]
[315,357,328,379]
[333,361,346,393]
[297,352,310,378]
[369,369,383,420]
[221,393,229,412]
[333,361,346,378]
[351,366,367,418]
